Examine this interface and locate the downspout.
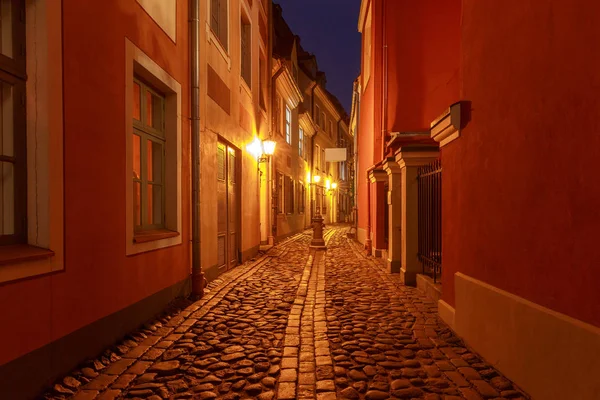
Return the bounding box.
[365,165,376,254]
[354,85,360,231]
[190,0,204,298]
[270,64,285,239]
[310,82,317,220]
[381,0,388,160]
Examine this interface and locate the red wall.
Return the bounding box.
[357,0,460,239]
[443,0,600,328]
[0,0,190,365]
[385,0,461,133]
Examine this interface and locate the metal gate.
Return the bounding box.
[217,142,239,270]
[417,159,442,283]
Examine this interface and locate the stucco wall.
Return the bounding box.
[0,0,190,366]
[443,0,600,328]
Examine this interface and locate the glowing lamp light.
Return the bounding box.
[306,171,311,183]
[262,140,276,156]
[325,179,331,190]
[313,175,321,183]
[246,137,263,160]
[332,182,338,190]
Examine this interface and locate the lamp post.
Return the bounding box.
[310,174,326,249]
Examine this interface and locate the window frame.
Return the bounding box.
[0,0,27,246]
[298,127,304,158]
[315,144,321,172]
[132,77,167,232]
[125,39,182,255]
[240,12,251,88]
[285,104,292,145]
[210,0,229,52]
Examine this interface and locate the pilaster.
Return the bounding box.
[395,146,439,286]
[382,157,402,273]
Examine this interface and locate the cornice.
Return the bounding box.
[431,101,464,147]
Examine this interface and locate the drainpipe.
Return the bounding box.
[381,0,388,160]
[190,0,204,299]
[354,84,360,231]
[310,82,317,220]
[270,64,285,239]
[365,165,375,254]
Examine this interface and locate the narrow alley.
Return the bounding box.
[46,226,526,400]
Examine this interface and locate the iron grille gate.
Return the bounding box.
[417,159,442,283]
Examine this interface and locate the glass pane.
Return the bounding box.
[133,82,141,121]
[0,0,13,58]
[132,134,141,179]
[147,183,162,226]
[0,161,14,235]
[133,181,141,227]
[147,140,163,183]
[146,90,164,132]
[0,81,13,157]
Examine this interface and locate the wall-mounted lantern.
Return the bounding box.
[247,138,277,164]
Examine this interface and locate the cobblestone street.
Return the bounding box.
[46,226,527,400]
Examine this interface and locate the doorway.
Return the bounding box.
[217,141,240,271]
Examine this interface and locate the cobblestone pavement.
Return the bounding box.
[44,226,527,400]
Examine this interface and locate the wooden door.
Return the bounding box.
[217,142,239,271]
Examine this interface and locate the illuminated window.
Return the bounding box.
[298,127,304,157]
[133,78,166,231]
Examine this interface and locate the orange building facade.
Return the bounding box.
[355,0,600,398]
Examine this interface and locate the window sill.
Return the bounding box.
[0,244,55,266]
[134,229,180,244]
[240,79,252,98]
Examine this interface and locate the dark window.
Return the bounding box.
[211,0,229,51]
[240,17,251,86]
[0,0,27,245]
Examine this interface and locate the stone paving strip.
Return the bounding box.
[44,232,313,400]
[324,229,529,400]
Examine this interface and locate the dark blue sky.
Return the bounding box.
[275,0,362,114]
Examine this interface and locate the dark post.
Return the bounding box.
[310,214,327,249]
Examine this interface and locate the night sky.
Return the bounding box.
[274,0,362,114]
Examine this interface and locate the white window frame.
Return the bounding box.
[125,39,182,256]
[0,0,65,283]
[298,127,304,158]
[285,104,292,145]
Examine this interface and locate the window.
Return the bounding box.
[285,176,294,214]
[321,148,326,171]
[240,16,251,87]
[315,105,320,127]
[273,93,281,134]
[285,105,292,144]
[126,39,182,255]
[298,127,304,158]
[276,172,284,213]
[298,183,306,213]
[259,52,266,110]
[329,120,333,137]
[321,112,326,130]
[0,0,26,245]
[340,161,346,181]
[210,0,229,51]
[315,144,321,171]
[133,78,166,231]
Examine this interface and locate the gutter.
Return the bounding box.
[190,0,204,298]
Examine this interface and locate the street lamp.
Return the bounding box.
[309,173,326,250]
